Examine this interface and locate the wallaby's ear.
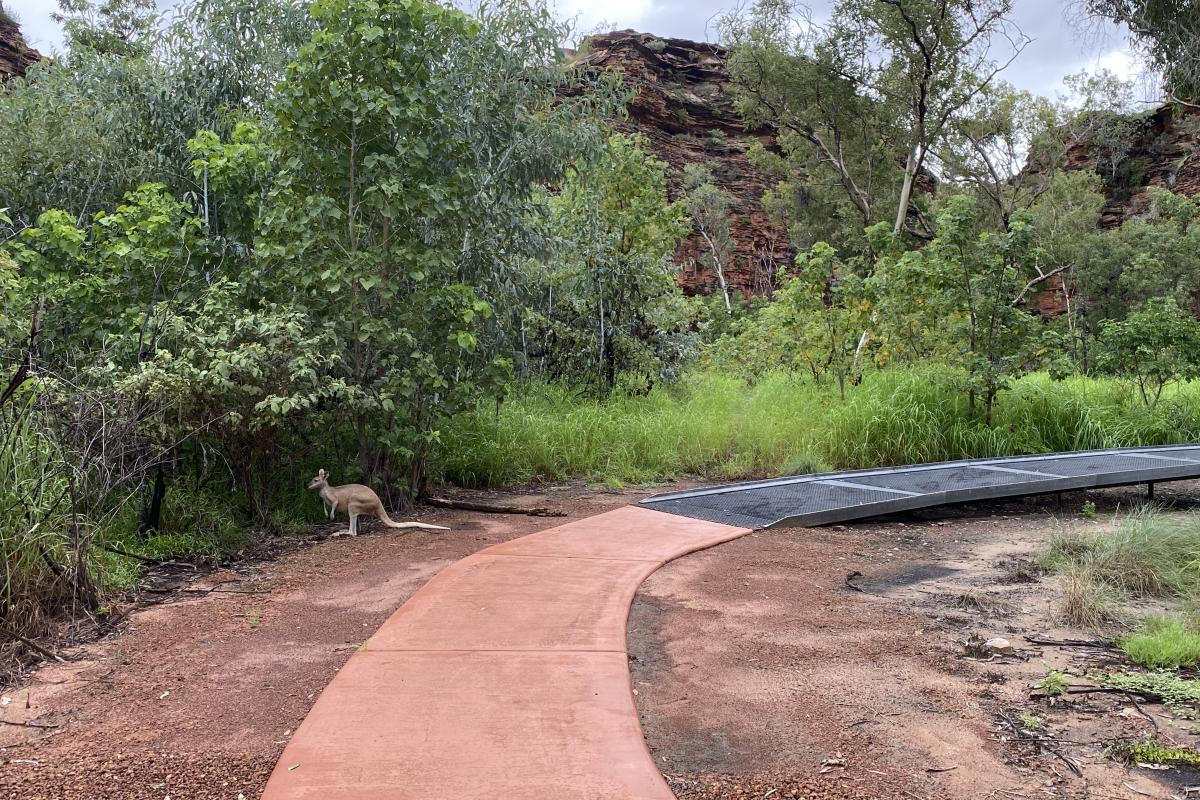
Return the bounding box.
[318,468,326,478]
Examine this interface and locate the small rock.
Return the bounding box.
[984,637,1011,652]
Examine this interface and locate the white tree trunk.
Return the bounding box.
[893,146,920,236]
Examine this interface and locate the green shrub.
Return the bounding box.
[1122,616,1200,669]
[1110,736,1200,766]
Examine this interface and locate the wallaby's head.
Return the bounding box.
[307,468,328,490]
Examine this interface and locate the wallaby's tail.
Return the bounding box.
[379,507,449,531]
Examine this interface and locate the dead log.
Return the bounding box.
[424,497,566,517]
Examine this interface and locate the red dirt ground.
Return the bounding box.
[629,485,1200,800]
[0,487,642,800]
[3,482,1197,799]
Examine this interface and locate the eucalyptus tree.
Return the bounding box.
[722,0,901,253]
[528,134,691,396]
[429,0,623,368]
[1080,0,1200,102]
[683,163,736,314]
[722,0,1027,252]
[837,0,1029,236]
[938,82,1069,227]
[0,0,309,232]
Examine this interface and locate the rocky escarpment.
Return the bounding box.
[1029,103,1200,315]
[573,31,790,298]
[1056,103,1200,228]
[0,7,41,81]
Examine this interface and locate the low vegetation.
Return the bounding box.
[1121,617,1200,670]
[438,369,1200,488]
[1109,736,1200,767]
[1040,507,1200,628]
[1100,671,1200,718]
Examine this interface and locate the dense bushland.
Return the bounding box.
[3,0,1200,667]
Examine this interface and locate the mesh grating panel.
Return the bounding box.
[1027,454,1175,477]
[853,465,1054,494]
[642,445,1200,529]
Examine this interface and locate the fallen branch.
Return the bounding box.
[1025,636,1114,649]
[0,625,65,664]
[1029,686,1154,700]
[424,497,566,517]
[102,544,162,564]
[997,710,1082,777]
[0,719,59,729]
[180,587,270,595]
[1123,691,1159,733]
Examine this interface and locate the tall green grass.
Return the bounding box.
[433,367,1200,488]
[0,400,75,644]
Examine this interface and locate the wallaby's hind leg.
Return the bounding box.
[348,512,358,537]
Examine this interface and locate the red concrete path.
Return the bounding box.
[261,505,749,799]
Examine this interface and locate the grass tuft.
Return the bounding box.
[1055,565,1127,628]
[1121,616,1200,669]
[1040,507,1200,630]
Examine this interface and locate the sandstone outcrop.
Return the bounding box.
[573,30,791,298]
[0,8,41,81]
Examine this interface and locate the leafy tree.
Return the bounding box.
[872,195,1040,420]
[939,82,1070,227]
[1064,69,1147,182]
[1025,170,1106,368]
[763,242,868,398]
[248,0,509,500]
[839,0,1028,235]
[1082,0,1200,101]
[722,0,903,252]
[1079,189,1200,332]
[0,0,309,232]
[1097,297,1200,406]
[683,163,736,314]
[54,0,158,58]
[723,0,1026,254]
[527,134,692,395]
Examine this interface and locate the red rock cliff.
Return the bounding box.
[573,30,791,298]
[1053,103,1200,228]
[0,7,40,81]
[1028,103,1200,315]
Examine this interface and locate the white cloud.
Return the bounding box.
[552,0,657,38]
[1096,48,1138,81]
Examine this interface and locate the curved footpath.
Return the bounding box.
[261,505,750,799]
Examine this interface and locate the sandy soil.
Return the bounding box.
[0,485,646,800]
[5,478,1199,800]
[630,483,1200,800]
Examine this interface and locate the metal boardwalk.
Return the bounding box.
[640,445,1200,529]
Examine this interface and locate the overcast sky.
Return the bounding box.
[7,0,1149,104]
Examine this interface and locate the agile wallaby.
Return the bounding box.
[307,469,449,537]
